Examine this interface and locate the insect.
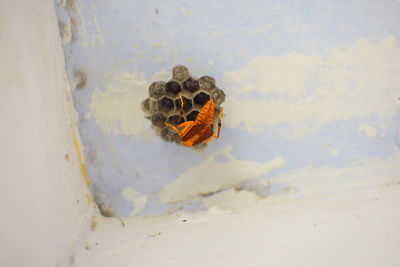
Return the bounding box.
[165,93,223,147]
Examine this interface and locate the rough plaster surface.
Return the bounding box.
[0,1,95,266]
[0,1,398,266]
[55,0,400,216]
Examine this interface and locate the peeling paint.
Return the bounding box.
[160,146,284,203]
[122,188,147,216]
[89,71,167,137]
[223,37,400,138]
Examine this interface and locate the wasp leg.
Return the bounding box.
[178,121,195,139]
[177,121,190,128]
[177,93,185,124]
[165,95,187,133]
[164,122,180,133]
[212,108,224,139]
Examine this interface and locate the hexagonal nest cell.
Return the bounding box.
[141,65,226,148]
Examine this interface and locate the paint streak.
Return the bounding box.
[86,193,94,205]
[73,130,90,186]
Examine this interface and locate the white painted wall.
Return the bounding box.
[76,185,400,267]
[0,1,94,266]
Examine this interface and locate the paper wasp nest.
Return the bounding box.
[141,65,225,147]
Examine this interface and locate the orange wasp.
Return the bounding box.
[165,93,223,147]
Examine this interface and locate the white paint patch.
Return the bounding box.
[179,7,191,16]
[152,42,168,48]
[246,23,276,36]
[122,188,147,216]
[201,189,260,210]
[73,2,105,47]
[358,124,378,138]
[160,145,284,203]
[212,28,228,36]
[330,149,340,156]
[89,71,167,136]
[262,156,400,199]
[150,70,168,81]
[380,124,388,137]
[223,36,400,138]
[285,23,319,33]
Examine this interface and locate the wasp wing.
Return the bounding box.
[195,99,214,126]
[181,123,208,142]
[191,125,213,146]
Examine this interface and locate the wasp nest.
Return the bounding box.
[141,65,225,147]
